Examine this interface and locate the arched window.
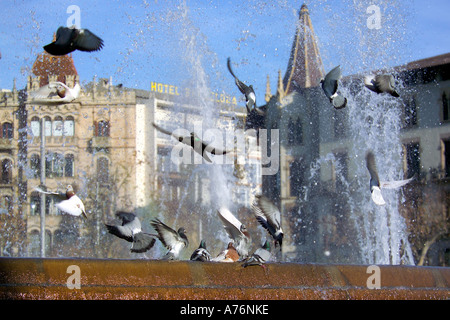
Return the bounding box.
[64,116,74,136]
[30,192,40,216]
[44,116,52,137]
[1,122,13,139]
[95,120,110,137]
[31,116,40,137]
[1,159,12,184]
[45,152,64,178]
[30,154,40,178]
[53,116,63,136]
[64,154,74,177]
[0,195,12,215]
[287,117,303,145]
[97,157,109,185]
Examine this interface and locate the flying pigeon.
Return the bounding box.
[252,195,283,250]
[105,211,156,253]
[227,57,265,116]
[34,185,87,218]
[30,82,80,104]
[150,218,189,260]
[211,242,240,263]
[217,206,252,259]
[152,122,231,163]
[320,65,347,109]
[190,240,212,262]
[43,26,104,56]
[241,240,272,268]
[364,74,400,97]
[365,151,414,206]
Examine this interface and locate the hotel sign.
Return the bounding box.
[150,81,237,105]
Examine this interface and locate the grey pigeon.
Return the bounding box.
[364,74,399,97]
[227,57,265,116]
[150,218,189,260]
[252,195,283,250]
[34,185,87,219]
[190,239,212,262]
[366,151,413,206]
[217,206,252,259]
[152,122,231,163]
[321,65,347,109]
[105,211,156,253]
[44,26,104,56]
[241,240,272,268]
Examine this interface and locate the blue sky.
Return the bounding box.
[1,0,449,105]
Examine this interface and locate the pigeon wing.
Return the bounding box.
[116,211,137,225]
[253,195,281,234]
[43,27,74,55]
[227,58,248,95]
[105,224,133,241]
[365,151,380,187]
[150,219,181,250]
[34,186,67,201]
[371,186,386,206]
[73,28,104,52]
[131,233,156,253]
[380,177,413,189]
[55,196,84,217]
[322,66,341,98]
[30,82,63,99]
[217,207,244,242]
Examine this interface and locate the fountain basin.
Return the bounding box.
[0,258,448,300]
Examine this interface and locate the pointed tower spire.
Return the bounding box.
[277,69,285,102]
[283,4,325,94]
[265,74,272,103]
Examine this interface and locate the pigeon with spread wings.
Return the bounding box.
[105,211,156,253]
[217,206,252,259]
[44,26,104,56]
[364,74,400,97]
[34,185,87,219]
[366,151,414,206]
[152,122,231,163]
[30,82,80,104]
[227,57,265,116]
[150,218,189,260]
[252,195,283,250]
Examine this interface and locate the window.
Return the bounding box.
[0,195,12,214]
[404,142,420,178]
[64,154,74,177]
[442,140,450,178]
[52,116,63,136]
[1,159,12,184]
[31,117,40,137]
[64,116,74,136]
[45,152,64,178]
[44,117,52,137]
[287,117,303,145]
[95,120,110,137]
[289,158,304,197]
[404,96,417,128]
[97,157,109,185]
[1,122,13,139]
[30,154,40,178]
[30,194,40,216]
[443,92,450,121]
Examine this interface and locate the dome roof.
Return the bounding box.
[32,50,78,87]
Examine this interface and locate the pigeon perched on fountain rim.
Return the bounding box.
[211,242,240,262]
[44,26,104,56]
[190,239,212,262]
[241,240,272,268]
[105,211,156,253]
[150,218,189,260]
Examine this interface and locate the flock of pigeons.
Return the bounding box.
[32,24,413,265]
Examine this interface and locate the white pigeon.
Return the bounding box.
[217,206,252,259]
[30,82,81,104]
[34,185,87,218]
[366,151,414,206]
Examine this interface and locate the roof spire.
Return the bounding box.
[265,74,272,102]
[283,3,324,94]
